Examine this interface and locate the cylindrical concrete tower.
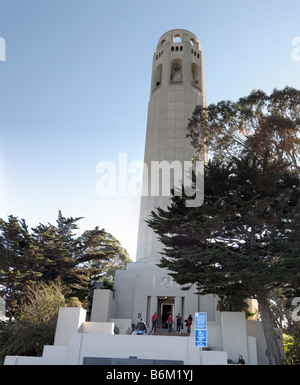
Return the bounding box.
[136,29,206,262]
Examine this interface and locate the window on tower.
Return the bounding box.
[170,59,183,82]
[173,35,182,43]
[190,37,199,50]
[153,64,162,90]
[191,63,201,89]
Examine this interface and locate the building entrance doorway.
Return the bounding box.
[158,297,174,329]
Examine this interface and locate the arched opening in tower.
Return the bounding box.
[191,62,201,88]
[153,64,162,88]
[170,59,182,82]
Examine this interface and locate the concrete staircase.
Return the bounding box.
[148,328,190,337]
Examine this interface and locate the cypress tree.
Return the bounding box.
[148,87,300,365]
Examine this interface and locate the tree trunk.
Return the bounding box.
[257,292,282,365]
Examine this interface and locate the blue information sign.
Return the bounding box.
[194,312,207,348]
[195,312,207,330]
[195,329,207,347]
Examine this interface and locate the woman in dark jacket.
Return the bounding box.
[185,314,193,334]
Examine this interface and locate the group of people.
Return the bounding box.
[134,312,193,335]
[133,315,246,363]
[163,313,193,334]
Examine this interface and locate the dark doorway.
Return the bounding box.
[158,297,174,328]
[161,304,172,328]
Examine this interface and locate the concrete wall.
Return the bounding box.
[247,335,258,365]
[81,322,114,335]
[90,289,113,322]
[54,307,86,346]
[74,334,227,365]
[4,306,269,365]
[110,318,132,334]
[113,264,137,320]
[4,333,227,365]
[246,319,269,365]
[113,262,217,327]
[221,312,249,364]
[4,306,228,365]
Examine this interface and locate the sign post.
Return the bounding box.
[194,312,207,365]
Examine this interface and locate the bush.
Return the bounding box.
[0,281,81,363]
[283,334,300,365]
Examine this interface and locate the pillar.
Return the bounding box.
[91,289,113,322]
[149,296,158,328]
[174,296,182,330]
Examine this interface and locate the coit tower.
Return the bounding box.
[136,29,206,262]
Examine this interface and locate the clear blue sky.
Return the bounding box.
[0,0,299,260]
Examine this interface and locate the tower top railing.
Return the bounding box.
[156,29,201,52]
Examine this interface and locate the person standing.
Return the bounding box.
[176,313,182,333]
[238,354,245,364]
[135,319,148,335]
[167,314,173,333]
[151,312,158,334]
[185,314,193,334]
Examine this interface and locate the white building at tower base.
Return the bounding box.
[4,270,283,365]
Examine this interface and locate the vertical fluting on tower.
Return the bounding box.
[136,29,206,262]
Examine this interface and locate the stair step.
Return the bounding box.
[149,330,190,337]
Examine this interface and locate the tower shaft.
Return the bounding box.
[136,29,206,262]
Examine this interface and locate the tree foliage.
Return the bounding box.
[147,87,300,365]
[188,86,300,170]
[148,156,299,297]
[283,333,300,365]
[0,281,67,362]
[0,211,131,317]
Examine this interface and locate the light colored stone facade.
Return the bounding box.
[111,28,218,338]
[4,301,273,365]
[137,29,206,263]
